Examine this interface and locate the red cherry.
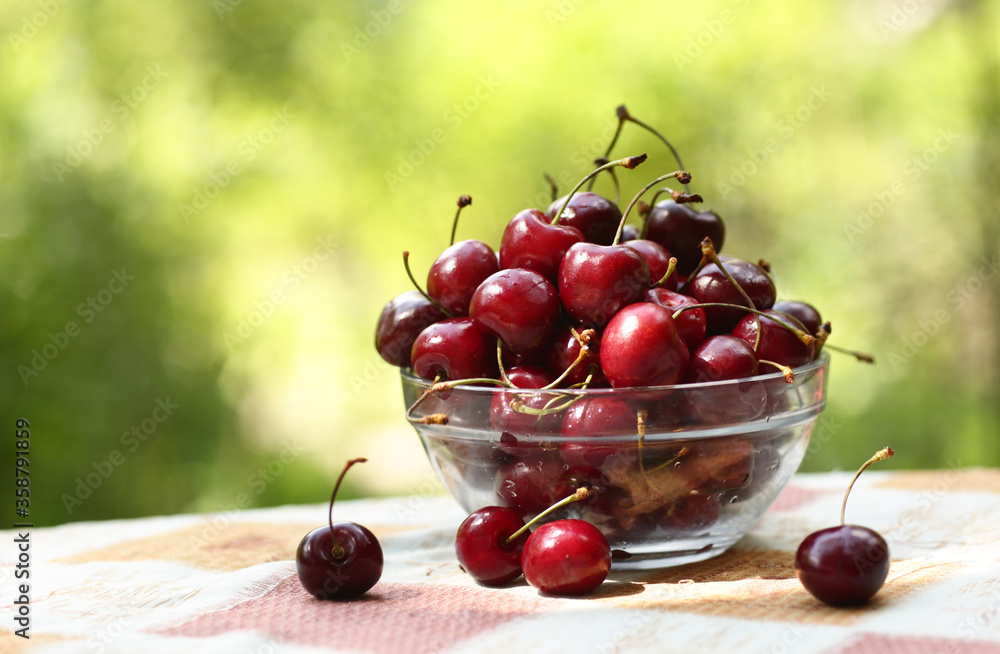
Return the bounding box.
[410,317,498,381]
[644,200,725,275]
[625,239,678,289]
[426,240,499,316]
[489,365,561,439]
[521,519,611,595]
[494,451,575,517]
[773,300,823,336]
[560,397,637,468]
[599,302,689,388]
[470,268,560,356]
[296,458,383,600]
[544,325,607,387]
[499,209,584,284]
[731,310,814,369]
[455,506,530,586]
[375,291,446,367]
[546,192,622,245]
[558,242,650,328]
[796,448,894,606]
[685,334,758,383]
[687,258,776,333]
[645,288,707,352]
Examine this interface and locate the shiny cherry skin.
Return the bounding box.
[546,192,622,245]
[426,240,499,316]
[685,335,758,383]
[495,451,575,517]
[375,291,446,367]
[521,519,611,595]
[489,365,561,438]
[645,288,707,352]
[470,268,560,356]
[619,224,641,242]
[558,242,650,328]
[600,302,689,388]
[560,396,637,468]
[625,239,678,289]
[499,209,585,284]
[731,310,814,369]
[795,525,890,606]
[297,522,383,600]
[410,317,498,381]
[687,259,776,334]
[644,200,725,275]
[455,506,530,586]
[773,300,823,336]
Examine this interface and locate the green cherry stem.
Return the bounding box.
[448,195,473,246]
[586,108,628,192]
[650,257,678,289]
[614,170,693,246]
[329,458,367,559]
[402,251,454,318]
[504,488,591,545]
[552,154,647,226]
[841,447,894,525]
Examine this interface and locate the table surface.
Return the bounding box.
[3,469,1000,654]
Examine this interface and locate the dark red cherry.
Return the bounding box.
[375,291,446,367]
[600,302,689,388]
[685,335,758,383]
[455,506,530,586]
[687,259,776,334]
[773,300,823,337]
[558,242,650,328]
[544,325,607,387]
[560,397,637,468]
[795,447,894,606]
[426,240,499,316]
[731,310,814,369]
[619,224,641,242]
[495,451,574,517]
[489,366,561,439]
[296,458,383,600]
[470,268,560,355]
[410,317,498,381]
[625,239,677,289]
[795,526,889,607]
[499,209,585,284]
[521,519,611,595]
[660,492,721,532]
[546,192,622,245]
[645,288,707,352]
[644,200,725,275]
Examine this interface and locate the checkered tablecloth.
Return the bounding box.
[3,469,1000,653]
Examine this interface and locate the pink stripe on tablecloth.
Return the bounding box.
[156,574,548,653]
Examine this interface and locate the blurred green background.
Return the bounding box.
[2,0,998,526]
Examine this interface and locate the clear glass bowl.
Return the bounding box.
[402,353,828,570]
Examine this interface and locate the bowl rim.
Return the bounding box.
[400,351,829,395]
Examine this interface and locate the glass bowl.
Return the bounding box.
[401,353,828,570]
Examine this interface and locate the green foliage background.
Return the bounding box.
[2,0,998,526]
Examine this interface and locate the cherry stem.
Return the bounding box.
[638,189,704,240]
[402,251,454,318]
[615,170,693,246]
[504,487,591,545]
[585,110,628,192]
[496,339,512,386]
[759,359,795,383]
[841,447,895,525]
[544,174,559,203]
[616,105,691,194]
[541,329,596,390]
[328,458,367,560]
[651,257,678,289]
[823,342,875,363]
[448,195,473,246]
[672,302,817,349]
[553,154,647,226]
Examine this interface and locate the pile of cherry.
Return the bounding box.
[330,107,888,602]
